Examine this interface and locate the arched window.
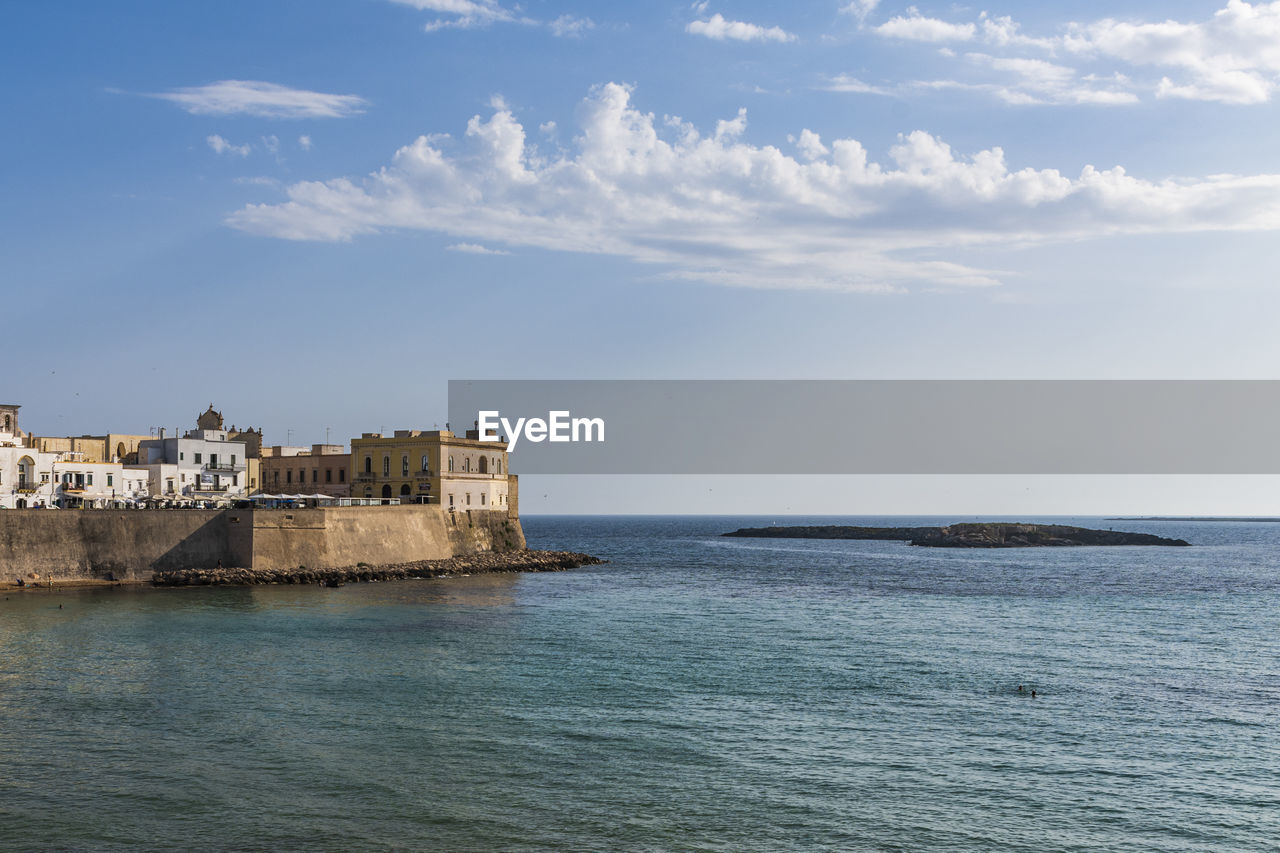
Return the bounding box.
[463,458,470,473]
[381,484,392,500]
[401,455,408,476]
[497,459,502,474]
[448,456,454,472]
[364,456,372,474]
[478,456,488,474]
[400,484,411,496]
[382,456,390,475]
[421,455,428,472]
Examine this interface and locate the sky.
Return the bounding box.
[5,1,1280,513]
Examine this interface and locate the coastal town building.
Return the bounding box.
[259,444,351,497]
[348,428,510,510]
[50,458,150,508]
[0,445,60,508]
[137,408,249,500]
[2,401,518,513]
[0,404,24,446]
[26,433,153,464]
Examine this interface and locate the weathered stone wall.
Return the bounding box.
[0,509,248,582]
[0,504,524,583]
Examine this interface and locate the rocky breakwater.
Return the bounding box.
[724,523,1189,548]
[153,549,605,587]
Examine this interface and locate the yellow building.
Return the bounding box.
[349,429,511,511]
[28,433,153,464]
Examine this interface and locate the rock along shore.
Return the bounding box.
[153,549,606,587]
[723,523,1190,548]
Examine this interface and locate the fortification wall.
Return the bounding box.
[0,509,247,582]
[0,505,524,583]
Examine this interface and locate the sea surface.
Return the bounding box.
[2,515,1278,851]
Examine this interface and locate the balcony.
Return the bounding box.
[204,462,239,472]
[353,473,375,481]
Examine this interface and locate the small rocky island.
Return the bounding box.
[723,523,1190,548]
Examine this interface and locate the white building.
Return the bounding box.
[0,405,60,508]
[137,413,249,500]
[0,446,60,508]
[51,458,151,508]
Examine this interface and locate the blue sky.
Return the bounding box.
[6,1,1280,512]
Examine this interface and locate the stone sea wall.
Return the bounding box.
[0,505,526,585]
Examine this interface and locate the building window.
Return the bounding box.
[449,494,454,507]
[339,469,345,483]
[421,455,428,472]
[365,456,372,474]
[231,455,237,466]
[107,474,113,487]
[312,470,318,483]
[180,452,184,461]
[326,469,332,483]
[448,456,454,472]
[402,455,409,476]
[233,475,238,486]
[466,493,471,505]
[87,474,94,486]
[299,469,305,483]
[287,471,292,484]
[480,493,486,506]
[274,471,279,483]
[383,456,390,476]
[195,453,202,464]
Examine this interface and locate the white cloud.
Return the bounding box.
[840,1,880,24]
[227,83,1280,292]
[550,14,594,38]
[234,176,282,187]
[870,2,1280,105]
[1063,1,1280,104]
[687,13,796,43]
[388,0,525,32]
[875,9,976,42]
[299,135,313,151]
[822,74,893,95]
[447,242,511,254]
[155,80,367,119]
[262,134,280,154]
[207,134,251,157]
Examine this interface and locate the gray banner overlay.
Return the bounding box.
[447,380,1280,474]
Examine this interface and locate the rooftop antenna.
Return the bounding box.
[326,426,331,444]
[287,428,293,445]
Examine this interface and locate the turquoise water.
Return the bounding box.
[2,515,1279,851]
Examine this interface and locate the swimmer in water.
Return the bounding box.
[1031,690,1037,698]
[1017,685,1024,693]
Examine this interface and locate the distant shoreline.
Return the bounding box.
[1108,517,1280,522]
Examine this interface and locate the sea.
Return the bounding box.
[1,515,1278,851]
